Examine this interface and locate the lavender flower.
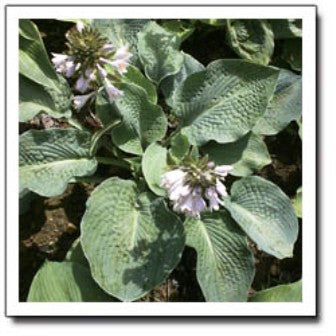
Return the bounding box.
[160,160,233,218]
[50,24,132,105]
[104,79,124,102]
[76,21,85,33]
[75,75,90,93]
[101,43,115,52]
[73,92,95,110]
[51,53,76,77]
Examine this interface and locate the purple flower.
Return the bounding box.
[96,63,107,79]
[104,79,124,102]
[51,53,76,77]
[205,187,223,211]
[75,75,91,93]
[114,45,133,62]
[215,179,228,197]
[101,43,115,52]
[73,92,95,110]
[76,21,85,33]
[160,161,232,217]
[214,165,233,177]
[51,53,69,68]
[64,60,76,77]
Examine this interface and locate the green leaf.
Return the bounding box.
[138,21,184,84]
[19,75,56,122]
[80,177,185,301]
[123,65,157,104]
[282,38,302,72]
[226,19,274,65]
[19,129,97,197]
[92,19,149,67]
[169,132,190,161]
[173,59,279,146]
[161,52,204,107]
[19,19,60,92]
[249,280,302,302]
[27,260,114,302]
[65,239,90,268]
[202,132,271,177]
[292,187,302,218]
[185,211,255,302]
[19,74,72,122]
[224,176,298,259]
[269,19,302,39]
[44,75,73,116]
[111,82,167,155]
[161,20,195,42]
[142,143,167,196]
[95,89,119,127]
[254,69,302,135]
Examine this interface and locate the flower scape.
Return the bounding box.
[19,19,302,304]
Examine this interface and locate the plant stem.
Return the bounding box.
[68,117,88,131]
[90,119,121,156]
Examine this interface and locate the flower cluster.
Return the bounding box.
[51,22,132,110]
[161,158,233,218]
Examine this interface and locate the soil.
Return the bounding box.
[19,20,302,302]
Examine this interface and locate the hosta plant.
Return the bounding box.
[20,19,302,303]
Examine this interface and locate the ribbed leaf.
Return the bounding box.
[224,176,298,259]
[65,239,90,268]
[80,177,185,301]
[173,59,279,146]
[161,52,204,107]
[161,20,195,42]
[19,129,97,197]
[111,83,167,155]
[19,75,57,122]
[142,143,167,196]
[19,74,72,122]
[169,132,190,162]
[123,65,157,104]
[138,21,184,84]
[19,19,60,92]
[249,280,302,302]
[92,19,149,67]
[95,89,119,127]
[269,19,302,39]
[202,132,271,176]
[226,19,274,65]
[27,260,114,302]
[254,69,302,135]
[185,211,255,302]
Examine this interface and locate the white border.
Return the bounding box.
[6,5,316,316]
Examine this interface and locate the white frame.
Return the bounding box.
[5,4,316,317]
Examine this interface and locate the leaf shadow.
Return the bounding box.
[121,206,185,301]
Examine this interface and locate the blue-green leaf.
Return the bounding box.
[224,176,298,259]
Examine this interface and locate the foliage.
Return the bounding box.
[20,18,302,303]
